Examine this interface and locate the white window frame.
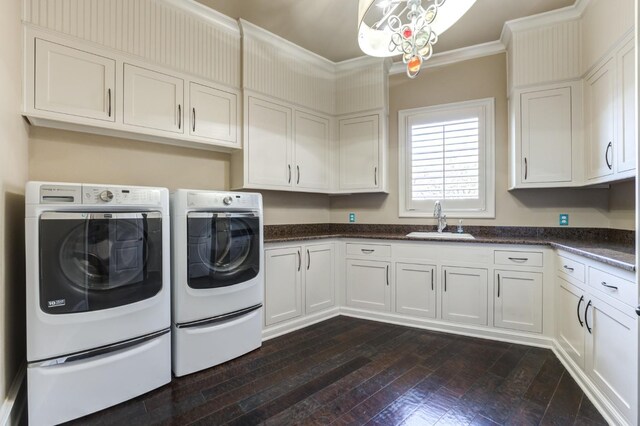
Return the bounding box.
[398,98,495,219]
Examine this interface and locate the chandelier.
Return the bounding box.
[358,0,477,78]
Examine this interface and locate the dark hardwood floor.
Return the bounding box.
[67,316,608,426]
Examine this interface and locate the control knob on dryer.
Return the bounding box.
[99,190,114,202]
[223,196,233,205]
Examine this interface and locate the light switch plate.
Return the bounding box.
[349,213,356,223]
[559,213,569,226]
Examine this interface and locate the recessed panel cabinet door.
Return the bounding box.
[585,58,615,180]
[494,270,543,333]
[34,39,115,121]
[123,64,184,134]
[339,114,380,190]
[585,296,637,424]
[304,244,335,314]
[556,277,586,369]
[294,111,330,191]
[520,87,572,183]
[441,266,488,326]
[346,259,390,312]
[395,263,436,319]
[616,38,636,173]
[246,96,293,188]
[189,82,238,144]
[265,247,302,326]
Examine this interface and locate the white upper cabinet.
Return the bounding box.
[245,96,293,189]
[339,113,381,191]
[123,64,184,134]
[616,37,636,175]
[585,57,616,181]
[34,39,115,122]
[494,270,543,333]
[189,82,238,145]
[294,111,331,191]
[441,266,488,326]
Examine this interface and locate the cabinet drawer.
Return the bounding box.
[346,243,391,258]
[588,267,635,307]
[494,250,543,267]
[557,255,585,283]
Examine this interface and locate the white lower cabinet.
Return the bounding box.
[346,259,391,312]
[494,270,543,333]
[441,266,488,326]
[264,246,303,326]
[395,263,436,319]
[556,277,587,368]
[304,244,335,314]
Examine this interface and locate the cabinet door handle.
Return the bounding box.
[178,104,182,129]
[297,166,300,185]
[508,257,529,263]
[601,281,618,291]
[444,270,447,292]
[288,165,292,184]
[497,274,501,298]
[192,107,196,132]
[386,265,389,286]
[563,265,574,272]
[306,249,310,270]
[431,269,434,291]
[374,167,378,186]
[524,157,528,180]
[576,295,584,327]
[584,300,592,334]
[297,250,301,272]
[107,88,112,117]
[605,142,613,170]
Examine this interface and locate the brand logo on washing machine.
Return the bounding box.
[47,299,66,308]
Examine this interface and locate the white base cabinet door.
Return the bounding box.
[265,247,302,326]
[346,259,391,312]
[494,270,543,333]
[441,266,488,326]
[123,64,184,134]
[585,295,637,424]
[189,82,238,144]
[395,263,436,319]
[34,39,115,122]
[556,277,587,369]
[304,244,335,314]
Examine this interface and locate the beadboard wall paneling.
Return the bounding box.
[510,19,582,88]
[23,0,241,88]
[335,61,387,115]
[241,26,335,115]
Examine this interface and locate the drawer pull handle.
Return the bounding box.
[600,281,618,291]
[508,257,529,262]
[576,295,584,327]
[361,249,375,254]
[563,265,574,272]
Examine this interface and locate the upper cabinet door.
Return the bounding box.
[339,114,380,190]
[123,64,184,134]
[246,96,293,188]
[520,87,573,184]
[585,58,616,180]
[294,111,330,191]
[616,38,636,174]
[34,39,115,122]
[189,82,238,145]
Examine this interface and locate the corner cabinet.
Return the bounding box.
[509,81,582,188]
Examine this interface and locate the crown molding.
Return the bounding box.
[161,0,240,34]
[388,40,505,75]
[500,0,590,46]
[335,56,392,73]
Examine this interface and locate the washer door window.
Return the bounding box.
[39,212,163,314]
[187,212,260,289]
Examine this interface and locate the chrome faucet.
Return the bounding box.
[433,200,447,233]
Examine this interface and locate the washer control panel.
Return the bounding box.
[187,192,261,209]
[83,185,162,205]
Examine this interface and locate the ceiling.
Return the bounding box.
[197,0,576,63]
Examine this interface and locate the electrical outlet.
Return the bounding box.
[559,214,569,226]
[349,213,356,223]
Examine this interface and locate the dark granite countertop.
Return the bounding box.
[264,224,636,272]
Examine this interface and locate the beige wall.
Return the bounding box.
[0,0,29,404]
[330,53,630,229]
[609,180,636,230]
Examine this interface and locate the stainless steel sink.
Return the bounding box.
[406,232,475,240]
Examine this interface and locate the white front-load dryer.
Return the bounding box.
[25,182,171,425]
[171,190,263,377]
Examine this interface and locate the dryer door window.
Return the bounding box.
[187,212,260,289]
[39,212,163,314]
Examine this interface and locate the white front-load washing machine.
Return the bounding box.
[25,181,172,425]
[171,190,263,377]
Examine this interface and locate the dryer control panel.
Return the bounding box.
[186,191,261,209]
[83,185,162,205]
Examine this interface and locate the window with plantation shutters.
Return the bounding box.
[399,98,495,218]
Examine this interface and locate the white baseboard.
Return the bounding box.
[262,307,340,340]
[0,363,26,426]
